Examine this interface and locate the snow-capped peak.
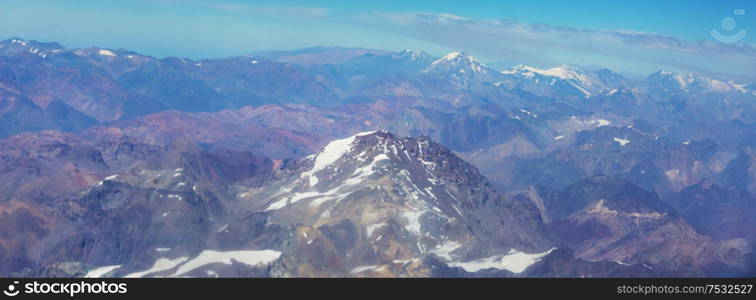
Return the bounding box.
[502,64,596,97]
[649,70,750,93]
[440,51,467,61]
[438,51,481,65]
[10,38,28,46]
[425,51,489,74]
[1,38,66,59]
[503,64,588,83]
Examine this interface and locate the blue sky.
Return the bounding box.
[1,0,755,80]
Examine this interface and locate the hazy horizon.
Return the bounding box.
[2,0,756,81]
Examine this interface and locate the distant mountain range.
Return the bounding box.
[0,37,754,277]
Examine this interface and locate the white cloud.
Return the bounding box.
[209,4,328,19]
[153,0,329,19]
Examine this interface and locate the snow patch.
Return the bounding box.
[11,39,29,46]
[567,81,592,97]
[350,265,385,274]
[300,131,377,187]
[97,49,116,57]
[520,108,537,118]
[402,210,425,235]
[588,199,618,215]
[432,241,462,261]
[85,265,121,278]
[170,250,281,277]
[613,137,630,146]
[449,248,556,273]
[595,119,611,127]
[166,194,182,201]
[614,260,631,266]
[126,256,189,278]
[626,211,665,219]
[343,153,389,186]
[265,198,289,211]
[366,222,387,237]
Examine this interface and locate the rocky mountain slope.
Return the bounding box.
[1,37,754,277]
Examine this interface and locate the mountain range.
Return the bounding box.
[0,37,754,277]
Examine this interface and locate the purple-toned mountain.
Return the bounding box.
[3,131,664,277]
[0,37,754,277]
[526,176,749,276]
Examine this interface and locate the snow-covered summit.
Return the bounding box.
[425,51,490,75]
[647,70,750,94]
[503,64,589,82]
[393,49,431,61]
